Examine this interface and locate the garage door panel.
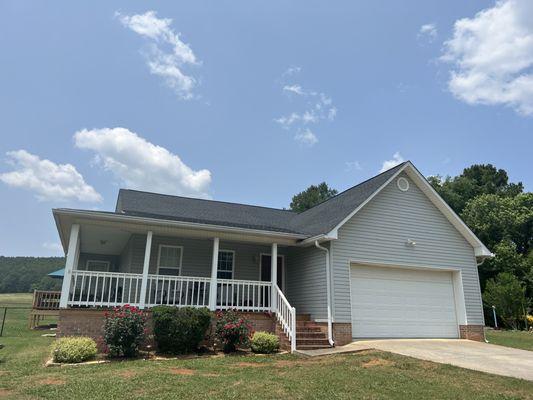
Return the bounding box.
[351,265,458,338]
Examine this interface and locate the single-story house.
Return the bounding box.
[53,161,492,351]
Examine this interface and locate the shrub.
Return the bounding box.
[51,337,97,363]
[103,304,146,357]
[214,310,254,353]
[152,306,212,354]
[483,273,527,330]
[251,331,279,354]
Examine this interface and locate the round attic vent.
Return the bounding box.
[397,177,409,192]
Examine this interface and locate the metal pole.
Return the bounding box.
[0,308,7,337]
[492,305,498,329]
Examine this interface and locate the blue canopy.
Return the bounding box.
[48,268,65,279]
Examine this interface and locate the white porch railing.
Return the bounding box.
[274,284,296,352]
[68,270,143,307]
[145,274,211,308]
[217,279,271,312]
[66,271,273,312]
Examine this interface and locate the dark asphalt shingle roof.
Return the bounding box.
[115,162,407,237]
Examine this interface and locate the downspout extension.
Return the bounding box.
[314,240,334,347]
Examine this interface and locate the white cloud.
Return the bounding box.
[282,66,302,76]
[117,10,200,99]
[283,84,305,95]
[345,161,362,172]
[0,150,102,202]
[379,152,405,173]
[74,127,211,198]
[418,23,437,42]
[294,129,318,146]
[276,71,337,145]
[442,0,533,115]
[42,241,63,253]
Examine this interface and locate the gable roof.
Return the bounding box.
[116,190,300,234]
[114,162,406,237]
[64,161,490,257]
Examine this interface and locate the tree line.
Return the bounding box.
[0,256,64,293]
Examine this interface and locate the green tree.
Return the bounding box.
[290,182,338,212]
[429,164,523,214]
[462,193,532,254]
[483,272,528,330]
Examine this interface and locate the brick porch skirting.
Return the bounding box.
[58,309,278,352]
[459,325,485,342]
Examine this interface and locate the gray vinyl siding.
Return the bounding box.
[123,235,283,281]
[331,172,485,325]
[286,246,328,321]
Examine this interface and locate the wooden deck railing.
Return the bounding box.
[32,290,61,310]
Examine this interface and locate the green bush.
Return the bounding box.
[251,331,279,354]
[103,305,147,357]
[484,272,528,330]
[152,306,212,354]
[51,337,97,363]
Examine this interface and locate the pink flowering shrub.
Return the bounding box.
[214,310,254,353]
[103,305,146,358]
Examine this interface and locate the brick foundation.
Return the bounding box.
[58,309,155,351]
[58,308,277,352]
[332,323,352,346]
[459,325,485,342]
[312,322,352,346]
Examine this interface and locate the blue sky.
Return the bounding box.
[0,0,532,256]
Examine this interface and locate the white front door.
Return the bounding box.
[350,265,459,338]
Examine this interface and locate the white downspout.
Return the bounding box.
[314,240,334,346]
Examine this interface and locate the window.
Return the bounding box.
[217,250,234,279]
[157,245,182,276]
[86,260,110,272]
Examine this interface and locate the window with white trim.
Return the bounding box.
[157,245,182,276]
[86,260,110,272]
[217,250,234,279]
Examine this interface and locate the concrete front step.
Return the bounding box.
[296,341,331,350]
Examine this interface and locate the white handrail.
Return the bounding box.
[274,284,296,352]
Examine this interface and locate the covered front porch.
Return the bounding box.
[57,218,297,350]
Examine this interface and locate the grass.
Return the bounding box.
[485,329,533,352]
[0,294,532,399]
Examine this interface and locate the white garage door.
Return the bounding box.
[350,265,459,338]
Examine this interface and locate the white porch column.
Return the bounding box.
[138,231,153,309]
[271,243,278,312]
[209,237,220,311]
[59,224,80,308]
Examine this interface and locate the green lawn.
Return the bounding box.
[1,294,532,400]
[485,329,533,352]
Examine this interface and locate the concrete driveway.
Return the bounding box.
[298,339,533,381]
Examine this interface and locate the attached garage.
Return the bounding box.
[350,264,460,339]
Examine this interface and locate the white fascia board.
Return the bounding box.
[52,208,307,241]
[326,161,492,258]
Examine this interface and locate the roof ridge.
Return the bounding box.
[296,161,408,215]
[119,189,297,214]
